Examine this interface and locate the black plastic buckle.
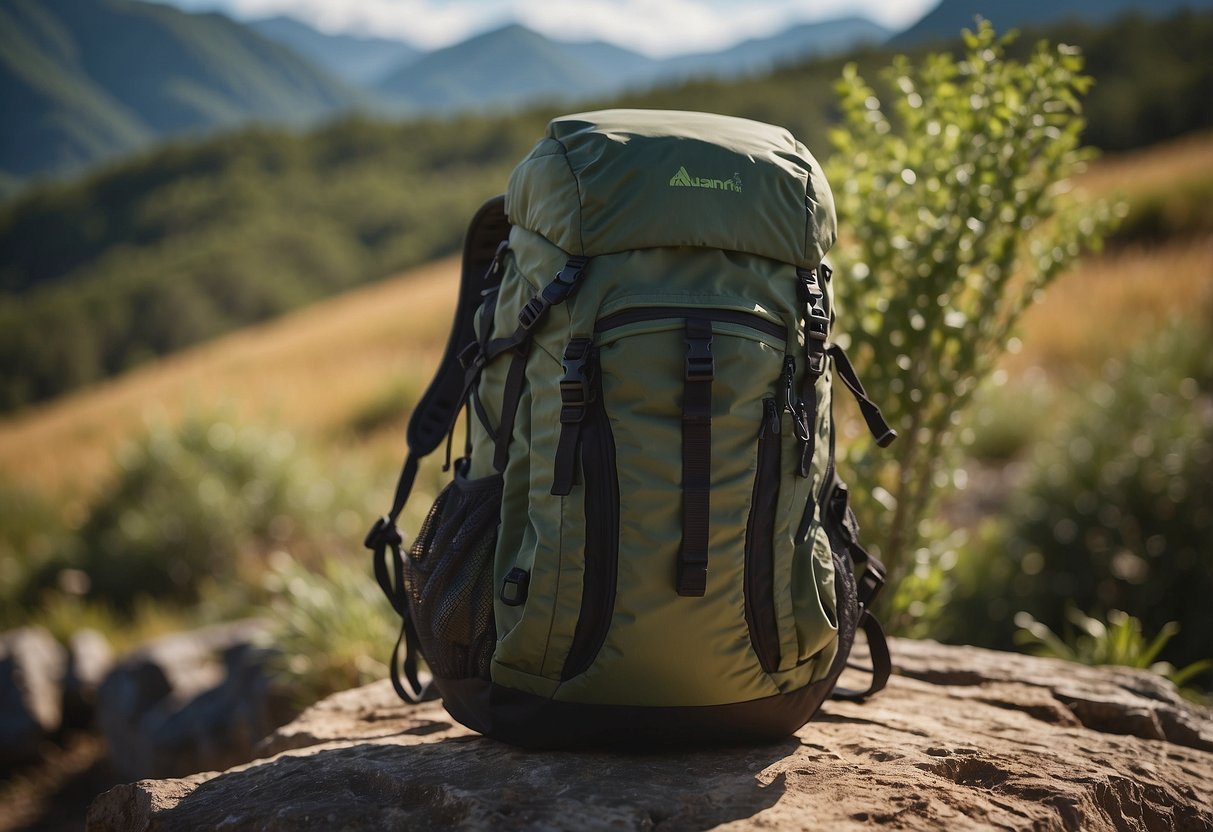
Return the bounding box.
[796,267,821,303]
[517,295,549,330]
[558,339,593,424]
[458,342,483,370]
[684,334,715,382]
[857,564,885,609]
[363,515,401,551]
[807,307,829,343]
[546,255,590,303]
[806,350,826,377]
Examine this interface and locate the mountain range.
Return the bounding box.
[4,0,1213,192]
[0,0,358,190]
[892,0,1213,44]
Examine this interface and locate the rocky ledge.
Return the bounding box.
[87,639,1213,831]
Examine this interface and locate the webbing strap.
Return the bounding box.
[832,611,892,702]
[493,339,531,473]
[827,344,897,447]
[678,318,714,597]
[824,477,892,702]
[551,338,594,496]
[367,517,426,701]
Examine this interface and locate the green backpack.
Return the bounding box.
[366,109,896,747]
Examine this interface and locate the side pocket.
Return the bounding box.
[561,350,619,680]
[404,461,502,681]
[745,398,782,674]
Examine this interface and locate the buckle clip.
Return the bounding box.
[684,333,715,382]
[517,295,549,330]
[458,342,483,370]
[807,307,829,342]
[857,564,885,609]
[363,515,401,551]
[558,339,594,424]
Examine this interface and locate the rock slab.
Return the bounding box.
[94,619,294,781]
[87,639,1213,831]
[0,626,67,766]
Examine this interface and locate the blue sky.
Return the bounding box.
[157,0,937,56]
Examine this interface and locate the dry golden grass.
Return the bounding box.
[1006,237,1213,378]
[2,132,1210,504]
[0,257,459,502]
[1076,130,1213,198]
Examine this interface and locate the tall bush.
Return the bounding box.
[825,23,1117,622]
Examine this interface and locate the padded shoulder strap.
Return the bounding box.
[365,195,510,702]
[407,194,511,457]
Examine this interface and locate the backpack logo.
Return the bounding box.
[668,166,742,193]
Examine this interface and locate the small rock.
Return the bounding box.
[95,619,288,780]
[0,626,68,766]
[62,628,114,731]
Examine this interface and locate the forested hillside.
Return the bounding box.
[0,0,357,187]
[1,9,1211,412]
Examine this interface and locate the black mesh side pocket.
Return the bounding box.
[404,464,502,681]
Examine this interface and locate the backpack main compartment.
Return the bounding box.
[369,109,892,748]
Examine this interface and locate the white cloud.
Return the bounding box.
[173,0,935,53]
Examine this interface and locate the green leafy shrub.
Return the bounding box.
[1003,318,1213,669]
[262,551,398,707]
[0,480,67,620]
[943,315,1213,670]
[1015,608,1212,693]
[962,371,1057,462]
[23,414,367,612]
[825,23,1117,627]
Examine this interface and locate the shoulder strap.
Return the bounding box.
[365,195,510,701]
[410,195,512,463]
[366,195,511,531]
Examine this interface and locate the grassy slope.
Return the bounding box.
[1,133,1210,507]
[0,257,458,504]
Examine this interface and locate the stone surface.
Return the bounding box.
[0,626,68,766]
[88,639,1213,831]
[62,628,115,731]
[94,619,294,781]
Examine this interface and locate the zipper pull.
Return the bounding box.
[762,398,781,436]
[782,356,812,443]
[780,356,799,418]
[485,240,509,282]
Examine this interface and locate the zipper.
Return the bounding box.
[595,306,786,341]
[744,398,782,674]
[561,349,620,680]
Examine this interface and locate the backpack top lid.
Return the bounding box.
[505,108,836,270]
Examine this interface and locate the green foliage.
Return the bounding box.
[20,414,368,612]
[262,551,398,707]
[1001,317,1213,669]
[0,479,66,613]
[962,371,1057,462]
[0,115,545,411]
[825,23,1117,622]
[1014,608,1213,692]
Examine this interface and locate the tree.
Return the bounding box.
[825,23,1119,629]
